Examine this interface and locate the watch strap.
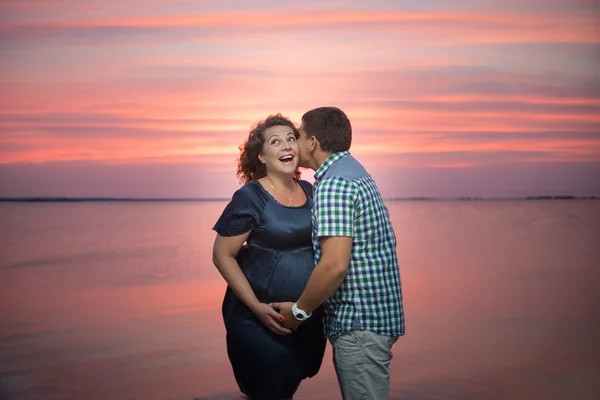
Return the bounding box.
[292,302,312,321]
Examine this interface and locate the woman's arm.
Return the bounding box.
[212,232,291,335]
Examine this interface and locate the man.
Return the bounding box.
[271,107,405,399]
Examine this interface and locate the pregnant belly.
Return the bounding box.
[245,247,315,303]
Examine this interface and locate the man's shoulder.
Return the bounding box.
[323,154,370,181]
[317,176,358,193]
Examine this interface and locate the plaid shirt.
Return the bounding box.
[312,151,405,339]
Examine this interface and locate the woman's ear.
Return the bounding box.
[258,153,265,164]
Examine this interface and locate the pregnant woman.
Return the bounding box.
[212,114,326,399]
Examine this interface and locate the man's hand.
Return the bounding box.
[270,302,303,331]
[251,303,291,335]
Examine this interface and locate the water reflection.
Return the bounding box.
[1,200,599,399]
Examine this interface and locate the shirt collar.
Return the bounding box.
[314,151,350,183]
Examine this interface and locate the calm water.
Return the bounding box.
[1,200,599,400]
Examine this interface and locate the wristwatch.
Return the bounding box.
[292,302,312,321]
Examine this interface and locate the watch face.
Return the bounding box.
[294,313,304,320]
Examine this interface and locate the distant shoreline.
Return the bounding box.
[0,196,597,202]
[0,197,230,202]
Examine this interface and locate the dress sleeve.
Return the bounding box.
[314,177,357,237]
[213,185,262,237]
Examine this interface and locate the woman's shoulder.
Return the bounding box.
[297,179,313,187]
[296,179,314,201]
[297,179,314,191]
[237,180,261,194]
[231,180,269,204]
[214,182,265,235]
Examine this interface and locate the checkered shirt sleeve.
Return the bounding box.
[314,177,356,238]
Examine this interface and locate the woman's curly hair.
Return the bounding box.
[237,114,301,185]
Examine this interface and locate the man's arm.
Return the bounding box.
[272,177,356,330]
[272,236,351,330]
[296,236,352,313]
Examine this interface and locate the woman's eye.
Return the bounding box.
[271,140,279,145]
[288,137,296,142]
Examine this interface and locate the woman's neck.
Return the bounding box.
[266,173,296,191]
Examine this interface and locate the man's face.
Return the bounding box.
[296,122,312,169]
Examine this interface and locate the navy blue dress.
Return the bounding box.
[213,179,326,400]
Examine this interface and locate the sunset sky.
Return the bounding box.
[1,0,599,198]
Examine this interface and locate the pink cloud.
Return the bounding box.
[0,2,598,197]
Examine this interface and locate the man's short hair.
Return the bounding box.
[301,107,352,153]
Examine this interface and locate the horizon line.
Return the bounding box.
[0,195,597,203]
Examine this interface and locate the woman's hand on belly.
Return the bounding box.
[250,302,292,336]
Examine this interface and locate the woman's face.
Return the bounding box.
[259,125,299,175]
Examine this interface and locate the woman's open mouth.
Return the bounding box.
[279,155,295,165]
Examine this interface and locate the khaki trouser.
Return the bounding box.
[330,330,399,400]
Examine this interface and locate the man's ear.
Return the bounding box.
[309,136,318,151]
